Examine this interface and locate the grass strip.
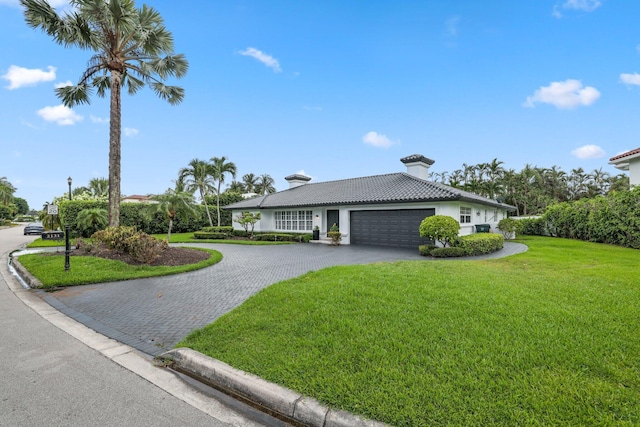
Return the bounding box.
[16,247,222,288]
[178,236,640,426]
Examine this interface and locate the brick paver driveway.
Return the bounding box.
[40,242,526,355]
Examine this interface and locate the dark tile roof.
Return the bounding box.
[610,147,640,162]
[225,173,515,211]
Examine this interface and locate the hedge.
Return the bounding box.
[455,233,504,256]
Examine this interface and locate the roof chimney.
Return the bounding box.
[285,174,312,189]
[401,154,435,180]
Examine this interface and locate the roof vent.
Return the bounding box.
[400,154,435,180]
[285,174,312,189]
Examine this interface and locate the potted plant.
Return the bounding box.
[327,223,341,245]
[312,225,320,240]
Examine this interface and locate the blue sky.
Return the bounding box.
[2,0,640,209]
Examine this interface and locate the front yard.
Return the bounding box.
[178,236,639,426]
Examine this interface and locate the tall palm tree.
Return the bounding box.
[150,189,198,242]
[256,173,276,195]
[21,0,188,227]
[242,173,258,194]
[0,177,16,205]
[88,177,109,198]
[227,180,245,193]
[178,158,216,227]
[210,156,237,226]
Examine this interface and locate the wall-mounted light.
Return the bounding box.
[476,210,481,216]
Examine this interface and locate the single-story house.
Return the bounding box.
[225,154,516,249]
[609,147,640,186]
[121,194,152,203]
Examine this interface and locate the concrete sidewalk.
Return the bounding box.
[0,226,279,426]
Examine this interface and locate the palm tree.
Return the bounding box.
[178,158,216,227]
[242,173,258,194]
[150,189,199,242]
[21,0,188,227]
[88,177,109,198]
[227,180,245,193]
[256,174,276,195]
[0,177,16,205]
[210,156,237,226]
[77,207,108,237]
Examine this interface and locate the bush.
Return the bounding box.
[430,247,467,258]
[90,226,168,264]
[200,226,233,234]
[193,232,228,240]
[518,217,547,236]
[418,244,438,257]
[419,215,460,247]
[253,233,310,242]
[328,223,342,245]
[497,218,521,239]
[455,233,504,256]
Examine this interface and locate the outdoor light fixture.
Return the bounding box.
[476,210,481,216]
[65,177,72,271]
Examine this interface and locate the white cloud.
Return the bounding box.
[2,65,56,89]
[572,144,605,159]
[563,0,601,11]
[303,105,322,111]
[620,73,640,86]
[90,115,108,124]
[523,79,600,109]
[445,16,459,37]
[124,127,139,137]
[553,0,601,18]
[37,104,83,126]
[238,47,282,72]
[362,131,398,148]
[55,80,73,89]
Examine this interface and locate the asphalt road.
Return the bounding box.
[0,225,273,427]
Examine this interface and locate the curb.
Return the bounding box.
[160,348,389,427]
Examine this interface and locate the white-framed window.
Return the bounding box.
[275,210,313,231]
[460,206,472,223]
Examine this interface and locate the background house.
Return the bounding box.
[226,155,515,249]
[609,147,640,186]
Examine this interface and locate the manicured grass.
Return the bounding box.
[151,232,295,245]
[26,233,294,247]
[16,247,222,288]
[178,236,640,426]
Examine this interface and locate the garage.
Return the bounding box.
[350,209,435,248]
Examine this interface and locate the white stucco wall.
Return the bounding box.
[231,201,510,244]
[629,158,640,186]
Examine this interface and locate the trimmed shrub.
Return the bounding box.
[253,233,311,242]
[90,226,168,263]
[419,215,460,247]
[497,217,521,239]
[418,244,438,257]
[455,233,504,256]
[231,229,249,238]
[431,247,467,258]
[518,217,547,236]
[193,232,228,240]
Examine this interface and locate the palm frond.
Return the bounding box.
[151,82,184,105]
[92,75,110,97]
[55,83,93,107]
[121,72,145,95]
[148,54,189,79]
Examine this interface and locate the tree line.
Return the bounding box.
[429,159,629,216]
[0,177,29,220]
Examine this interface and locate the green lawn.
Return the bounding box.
[178,236,640,426]
[26,232,293,248]
[16,247,222,288]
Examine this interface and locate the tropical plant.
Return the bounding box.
[256,173,276,195]
[76,207,108,237]
[149,189,199,242]
[88,177,109,198]
[21,0,188,227]
[0,177,16,206]
[419,215,460,247]
[210,156,237,226]
[234,212,261,237]
[241,173,258,194]
[178,158,216,227]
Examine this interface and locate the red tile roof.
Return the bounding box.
[610,147,640,161]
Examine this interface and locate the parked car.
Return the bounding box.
[24,222,45,235]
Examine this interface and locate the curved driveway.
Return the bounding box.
[39,242,527,356]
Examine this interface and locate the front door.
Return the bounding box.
[327,210,339,231]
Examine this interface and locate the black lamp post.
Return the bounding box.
[64,176,72,271]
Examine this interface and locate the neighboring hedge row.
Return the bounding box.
[455,233,504,256]
[519,187,640,249]
[254,233,312,243]
[419,233,504,258]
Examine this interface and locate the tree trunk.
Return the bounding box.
[108,70,122,227]
[200,188,213,227]
[216,182,221,227]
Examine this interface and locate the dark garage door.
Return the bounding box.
[350,209,435,248]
